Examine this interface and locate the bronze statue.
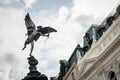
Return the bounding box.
[22,13,57,56]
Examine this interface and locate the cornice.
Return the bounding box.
[78,57,98,76]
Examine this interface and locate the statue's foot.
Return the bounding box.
[22,47,26,50]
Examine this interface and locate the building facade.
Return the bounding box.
[51,4,120,80]
[78,11,120,80]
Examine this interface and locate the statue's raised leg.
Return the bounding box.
[22,42,27,50]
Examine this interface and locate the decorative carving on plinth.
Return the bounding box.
[22,56,48,80]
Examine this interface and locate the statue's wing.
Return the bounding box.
[39,27,57,34]
[25,13,36,36]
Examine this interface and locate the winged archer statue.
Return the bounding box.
[22,13,57,56]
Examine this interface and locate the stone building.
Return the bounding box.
[51,4,120,80]
[78,4,120,80]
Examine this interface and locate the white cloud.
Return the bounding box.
[0,0,19,6]
[58,7,69,22]
[0,7,28,80]
[23,0,37,8]
[71,0,119,19]
[0,0,13,5]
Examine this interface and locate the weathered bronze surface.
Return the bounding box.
[22,13,57,56]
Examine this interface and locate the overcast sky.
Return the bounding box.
[0,0,119,80]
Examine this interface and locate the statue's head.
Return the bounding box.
[37,26,42,30]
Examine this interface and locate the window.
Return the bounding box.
[109,71,117,80]
[76,50,81,59]
[71,72,75,80]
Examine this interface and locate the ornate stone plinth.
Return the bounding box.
[22,56,48,80]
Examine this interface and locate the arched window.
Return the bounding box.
[109,71,117,80]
